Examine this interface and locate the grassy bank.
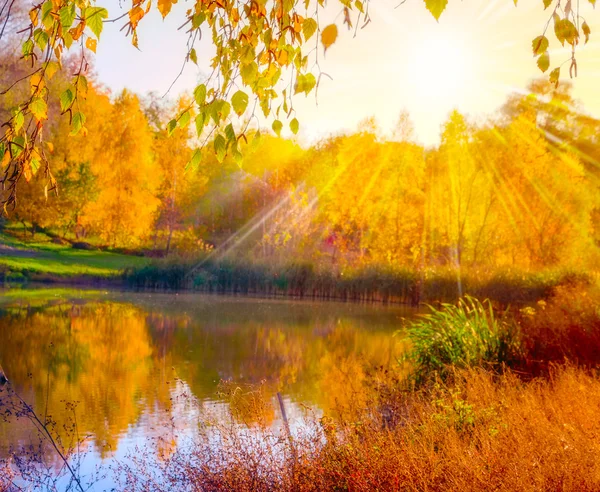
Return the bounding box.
[1,228,595,307]
[124,256,591,305]
[0,231,148,283]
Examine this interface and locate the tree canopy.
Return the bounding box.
[0,0,597,210]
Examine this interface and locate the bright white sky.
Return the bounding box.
[95,0,600,146]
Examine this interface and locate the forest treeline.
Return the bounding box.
[2,49,600,273]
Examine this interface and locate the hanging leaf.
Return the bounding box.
[84,7,108,38]
[225,123,236,142]
[60,88,75,112]
[86,37,97,53]
[424,0,448,21]
[532,36,548,55]
[189,48,198,65]
[303,18,317,41]
[582,22,591,44]
[194,84,207,106]
[321,24,338,53]
[290,118,299,135]
[157,0,177,18]
[186,149,202,171]
[179,110,191,128]
[167,119,177,136]
[549,67,560,87]
[59,4,76,29]
[214,134,227,162]
[537,51,550,72]
[272,119,283,136]
[70,112,86,136]
[231,90,249,116]
[29,98,48,121]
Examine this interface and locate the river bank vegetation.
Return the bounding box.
[114,281,600,491]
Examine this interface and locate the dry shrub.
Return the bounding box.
[118,365,600,491]
[518,281,600,373]
[0,459,15,491]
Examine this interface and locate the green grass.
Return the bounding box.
[401,296,523,385]
[0,232,148,278]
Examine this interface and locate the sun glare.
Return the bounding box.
[407,31,478,109]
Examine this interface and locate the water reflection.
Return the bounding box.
[0,289,412,463]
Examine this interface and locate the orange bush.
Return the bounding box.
[517,281,600,374]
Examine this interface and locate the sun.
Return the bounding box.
[407,28,480,112]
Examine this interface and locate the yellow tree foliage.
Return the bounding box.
[82,90,161,247]
[0,0,596,209]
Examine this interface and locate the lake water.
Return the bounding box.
[0,288,415,490]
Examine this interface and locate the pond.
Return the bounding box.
[0,288,416,490]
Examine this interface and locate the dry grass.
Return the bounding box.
[116,364,600,492]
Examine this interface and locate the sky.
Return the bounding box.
[94,0,600,146]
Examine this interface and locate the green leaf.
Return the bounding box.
[225,123,236,142]
[303,18,317,41]
[194,84,207,106]
[240,62,258,86]
[532,36,549,55]
[544,0,552,8]
[195,113,206,136]
[59,4,76,29]
[186,149,202,171]
[41,1,53,27]
[294,73,317,95]
[70,112,86,136]
[214,134,227,162]
[22,39,34,57]
[167,119,177,136]
[84,7,108,39]
[189,48,198,65]
[34,29,49,51]
[179,110,191,128]
[29,98,48,121]
[272,119,283,137]
[549,67,560,87]
[30,157,40,176]
[424,0,448,21]
[13,111,24,133]
[290,118,299,135]
[10,136,26,158]
[60,88,75,112]
[77,75,88,95]
[192,12,206,29]
[231,90,249,116]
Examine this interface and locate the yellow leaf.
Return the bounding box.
[321,24,338,53]
[30,72,45,94]
[86,37,97,53]
[29,8,39,26]
[129,6,144,29]
[157,0,177,18]
[277,49,288,65]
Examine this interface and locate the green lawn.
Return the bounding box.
[0,232,148,278]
